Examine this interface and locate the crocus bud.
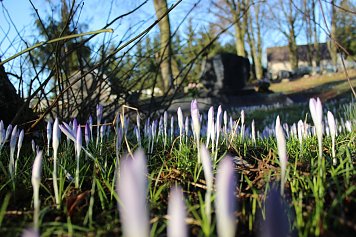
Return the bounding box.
[46,121,52,156]
[191,100,201,144]
[53,118,60,156]
[76,126,82,159]
[167,187,187,237]
[276,116,287,195]
[15,129,25,174]
[297,120,304,149]
[251,120,256,144]
[0,120,4,146]
[31,150,43,232]
[5,124,13,143]
[206,107,214,148]
[216,156,237,237]
[309,97,323,159]
[327,111,336,165]
[85,123,90,146]
[177,107,184,138]
[117,149,149,237]
[9,125,18,176]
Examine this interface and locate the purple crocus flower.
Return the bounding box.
[0,120,4,148]
[96,104,103,146]
[117,149,149,237]
[9,125,18,176]
[167,186,187,237]
[85,123,90,147]
[75,126,82,188]
[46,121,52,156]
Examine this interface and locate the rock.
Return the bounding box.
[200,53,250,97]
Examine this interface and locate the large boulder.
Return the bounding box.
[200,53,250,96]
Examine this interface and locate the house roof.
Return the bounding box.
[267,43,331,63]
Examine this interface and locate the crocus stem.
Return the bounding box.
[53,154,60,209]
[33,181,40,231]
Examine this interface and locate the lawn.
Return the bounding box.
[0,80,355,237]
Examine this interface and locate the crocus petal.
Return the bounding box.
[76,126,82,159]
[17,129,25,159]
[32,150,43,181]
[59,124,76,142]
[216,156,237,237]
[167,186,187,237]
[53,118,60,155]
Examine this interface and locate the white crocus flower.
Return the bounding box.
[215,105,222,153]
[52,118,61,208]
[327,111,337,165]
[309,97,323,159]
[206,106,214,148]
[177,107,184,147]
[297,120,304,150]
[31,150,43,232]
[167,186,187,237]
[15,129,24,175]
[276,116,287,195]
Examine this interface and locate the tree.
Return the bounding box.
[269,0,301,71]
[153,0,174,92]
[329,0,339,67]
[212,0,249,57]
[335,0,356,58]
[246,2,264,80]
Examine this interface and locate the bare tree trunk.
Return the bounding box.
[287,0,298,71]
[312,0,320,67]
[289,25,298,71]
[329,0,338,68]
[0,60,36,125]
[153,0,174,92]
[253,3,263,80]
[226,0,247,57]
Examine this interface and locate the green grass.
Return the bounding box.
[0,98,355,236]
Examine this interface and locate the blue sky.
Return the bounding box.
[1,0,330,66]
